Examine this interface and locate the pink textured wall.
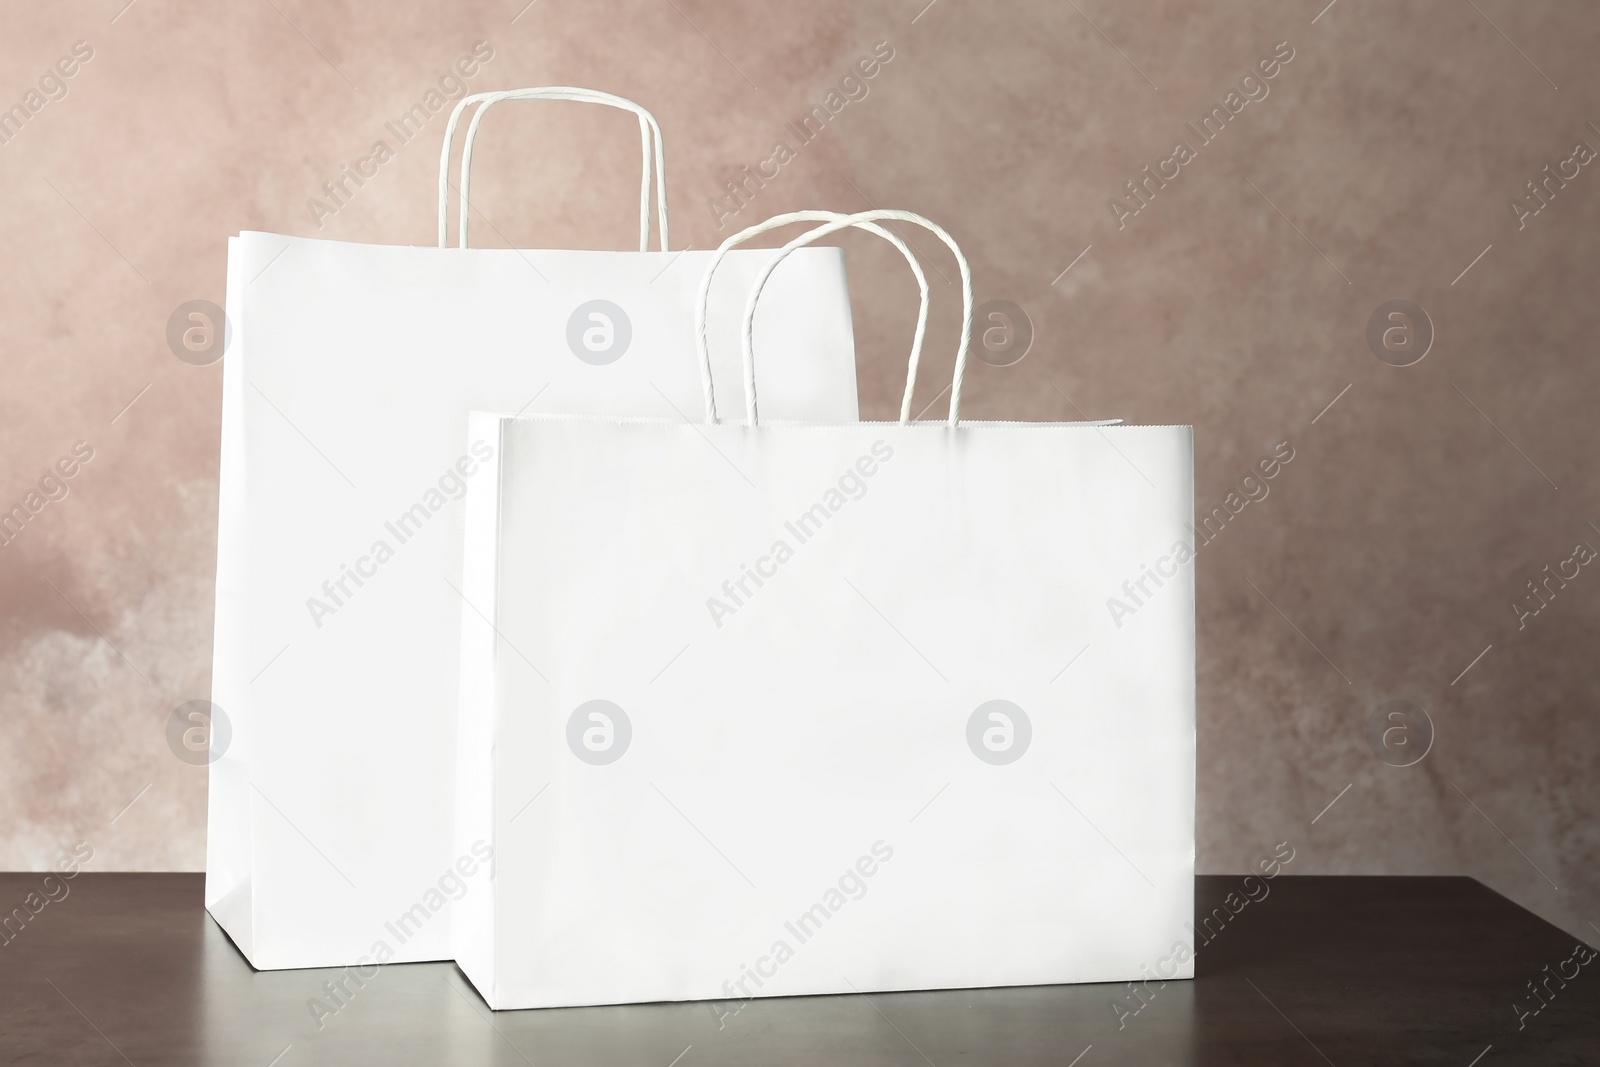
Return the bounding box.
[1,0,1596,944]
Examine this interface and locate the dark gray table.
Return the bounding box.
[1,874,1594,1065]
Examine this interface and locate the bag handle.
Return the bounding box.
[743,210,972,427]
[693,211,930,425]
[437,88,668,251]
[458,89,667,250]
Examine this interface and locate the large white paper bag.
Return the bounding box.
[455,210,1196,1009]
[206,89,866,970]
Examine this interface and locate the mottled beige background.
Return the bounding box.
[1,0,1596,944]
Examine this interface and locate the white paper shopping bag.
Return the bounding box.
[206,89,867,971]
[455,210,1196,1009]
